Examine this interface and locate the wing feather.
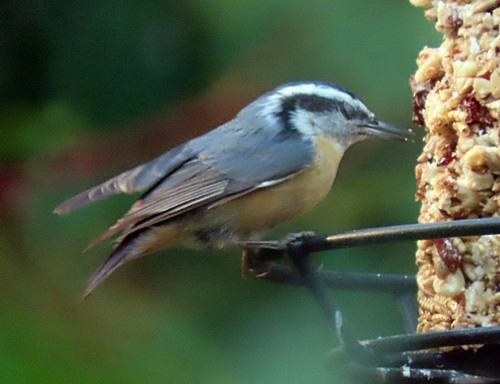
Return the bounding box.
[88,159,249,245]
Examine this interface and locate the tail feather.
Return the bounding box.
[54,144,189,216]
[81,223,180,299]
[81,238,142,299]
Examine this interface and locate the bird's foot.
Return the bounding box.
[241,248,272,279]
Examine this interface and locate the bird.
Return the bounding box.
[54,81,411,298]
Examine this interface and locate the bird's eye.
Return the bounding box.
[338,100,372,122]
[338,102,349,118]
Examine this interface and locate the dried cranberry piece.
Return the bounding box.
[434,238,460,273]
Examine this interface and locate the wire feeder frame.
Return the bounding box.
[239,217,500,383]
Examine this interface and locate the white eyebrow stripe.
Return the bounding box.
[258,83,370,123]
[276,83,356,103]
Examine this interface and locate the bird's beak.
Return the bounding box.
[360,120,413,142]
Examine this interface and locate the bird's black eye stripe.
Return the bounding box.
[295,94,339,113]
[279,94,338,117]
[275,93,368,135]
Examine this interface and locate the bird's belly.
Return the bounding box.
[199,137,344,240]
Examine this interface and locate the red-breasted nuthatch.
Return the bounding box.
[55,82,410,297]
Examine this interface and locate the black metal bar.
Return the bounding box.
[286,243,345,346]
[322,217,500,251]
[240,218,500,255]
[378,344,500,378]
[259,264,416,293]
[360,326,500,353]
[348,366,499,384]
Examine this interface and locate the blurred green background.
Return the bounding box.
[0,1,439,383]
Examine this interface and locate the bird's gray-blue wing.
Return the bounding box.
[55,109,315,244]
[105,117,315,237]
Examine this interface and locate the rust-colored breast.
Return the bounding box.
[200,136,345,238]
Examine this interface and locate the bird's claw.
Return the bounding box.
[241,248,272,279]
